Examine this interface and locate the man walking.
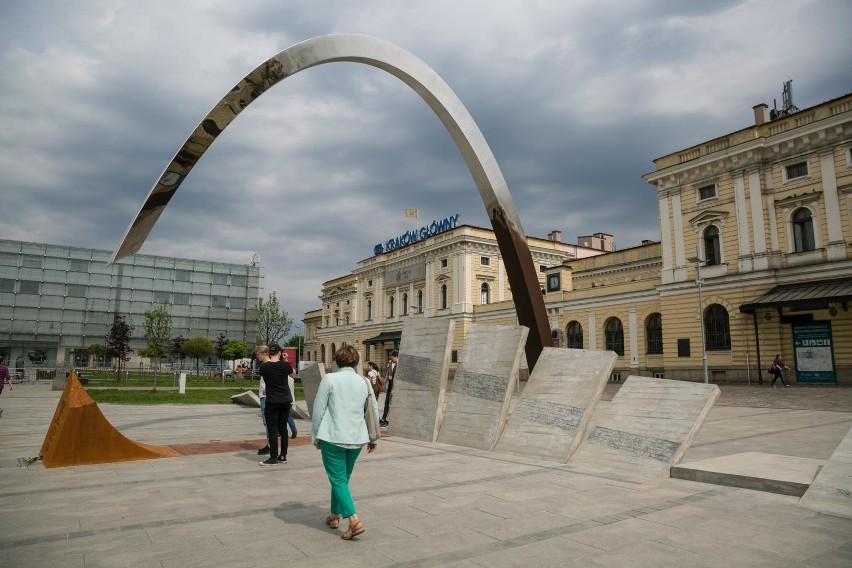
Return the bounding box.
[380,350,398,427]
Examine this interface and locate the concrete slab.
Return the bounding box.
[672,452,823,496]
[495,348,615,462]
[437,323,528,451]
[571,375,720,478]
[299,362,325,416]
[799,424,852,519]
[229,390,260,408]
[392,317,455,442]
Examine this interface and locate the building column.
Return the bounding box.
[733,173,752,268]
[659,194,675,284]
[671,192,687,281]
[820,151,847,261]
[628,308,639,368]
[587,312,597,350]
[425,261,434,317]
[748,169,770,271]
[376,274,384,321]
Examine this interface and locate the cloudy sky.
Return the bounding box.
[2,0,851,330]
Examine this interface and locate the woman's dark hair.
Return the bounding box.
[334,345,360,368]
[269,343,281,355]
[367,361,378,371]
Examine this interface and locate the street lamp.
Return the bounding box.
[688,257,710,384]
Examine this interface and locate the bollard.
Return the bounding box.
[179,373,187,394]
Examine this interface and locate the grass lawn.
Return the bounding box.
[86,386,305,405]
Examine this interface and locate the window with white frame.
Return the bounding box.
[792,207,815,252]
[480,282,490,305]
[697,184,717,201]
[388,295,395,317]
[366,299,372,320]
[402,293,408,315]
[416,289,423,313]
[480,256,490,266]
[784,160,809,181]
[440,258,448,268]
[703,225,721,266]
[440,284,448,309]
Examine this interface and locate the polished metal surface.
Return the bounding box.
[111,33,551,368]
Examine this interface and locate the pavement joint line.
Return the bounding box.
[379,488,733,568]
[689,416,852,448]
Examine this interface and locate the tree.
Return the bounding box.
[170,335,187,364]
[285,334,304,358]
[105,315,133,380]
[142,304,172,390]
[215,333,228,361]
[255,291,292,346]
[182,337,214,376]
[87,343,106,367]
[221,339,249,376]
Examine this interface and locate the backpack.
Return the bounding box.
[374,372,387,395]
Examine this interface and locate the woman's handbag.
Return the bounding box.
[361,376,381,443]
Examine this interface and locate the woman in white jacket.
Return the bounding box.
[312,345,380,540]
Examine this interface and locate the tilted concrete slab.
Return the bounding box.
[437,323,528,451]
[229,390,261,408]
[495,348,615,462]
[570,376,720,478]
[799,424,852,518]
[672,452,823,496]
[299,362,325,416]
[392,318,455,442]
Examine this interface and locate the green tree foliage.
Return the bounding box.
[142,304,172,389]
[169,335,187,362]
[105,315,133,379]
[215,333,228,360]
[182,336,214,376]
[285,334,304,358]
[221,339,249,373]
[255,291,292,346]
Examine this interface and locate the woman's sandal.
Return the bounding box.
[341,520,364,540]
[325,515,340,529]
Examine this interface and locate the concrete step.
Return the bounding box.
[671,451,823,496]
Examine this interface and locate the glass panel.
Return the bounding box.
[19,280,40,294]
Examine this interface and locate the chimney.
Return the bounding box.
[547,230,562,242]
[753,103,769,125]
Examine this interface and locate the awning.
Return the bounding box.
[739,278,852,313]
[362,331,402,345]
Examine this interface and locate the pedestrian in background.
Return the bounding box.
[0,356,13,417]
[770,353,791,388]
[312,345,379,540]
[380,350,398,427]
[256,343,293,465]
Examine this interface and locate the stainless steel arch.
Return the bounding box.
[111,33,552,369]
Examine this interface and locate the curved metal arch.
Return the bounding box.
[111,33,551,369]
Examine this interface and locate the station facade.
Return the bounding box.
[305,92,852,384]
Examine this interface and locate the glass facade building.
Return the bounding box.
[0,239,261,367]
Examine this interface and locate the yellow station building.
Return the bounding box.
[305,92,852,385]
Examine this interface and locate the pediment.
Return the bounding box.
[689,210,728,229]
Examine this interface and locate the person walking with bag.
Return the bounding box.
[770,353,791,388]
[312,345,380,540]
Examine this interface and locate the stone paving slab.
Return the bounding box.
[672,452,823,496]
[1,382,851,567]
[799,424,852,519]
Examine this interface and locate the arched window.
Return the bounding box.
[792,208,815,252]
[417,289,423,313]
[704,226,721,266]
[320,345,326,365]
[566,321,583,349]
[704,304,731,351]
[440,284,448,309]
[330,343,336,360]
[388,295,395,317]
[480,282,491,305]
[366,299,372,320]
[646,313,663,354]
[402,293,408,315]
[605,317,624,356]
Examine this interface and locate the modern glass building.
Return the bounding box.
[0,239,261,367]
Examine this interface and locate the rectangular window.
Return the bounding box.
[677,338,691,357]
[22,256,42,268]
[0,252,17,266]
[440,258,448,268]
[69,259,89,272]
[230,297,245,310]
[0,279,15,292]
[174,293,190,305]
[611,372,622,382]
[175,269,192,282]
[785,161,808,180]
[697,184,716,200]
[230,274,246,286]
[153,291,171,303]
[451,350,458,363]
[19,280,40,294]
[212,295,227,308]
[67,284,87,298]
[480,256,490,266]
[653,372,665,379]
[212,273,229,285]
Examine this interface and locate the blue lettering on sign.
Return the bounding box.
[374,214,460,255]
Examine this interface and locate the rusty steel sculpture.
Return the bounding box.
[111,34,552,369]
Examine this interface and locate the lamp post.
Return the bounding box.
[689,257,710,384]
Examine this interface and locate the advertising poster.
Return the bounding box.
[792,322,836,383]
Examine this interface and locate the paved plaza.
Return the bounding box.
[1,381,851,567]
